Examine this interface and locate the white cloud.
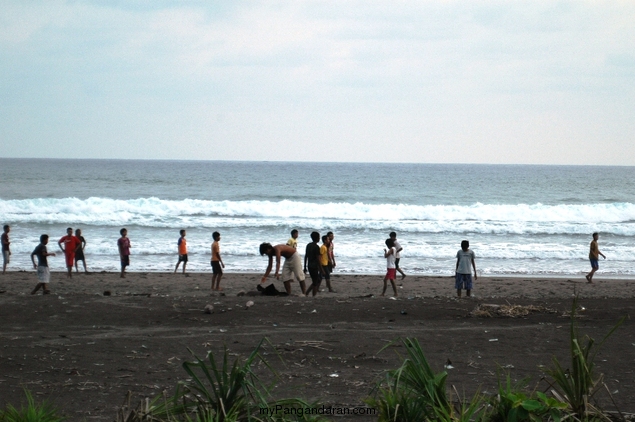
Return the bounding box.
[1,0,634,164]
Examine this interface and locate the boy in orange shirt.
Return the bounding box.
[174,229,188,274]
[58,227,80,278]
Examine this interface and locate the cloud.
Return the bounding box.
[1,1,634,164]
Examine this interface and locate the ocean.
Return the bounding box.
[1,158,634,277]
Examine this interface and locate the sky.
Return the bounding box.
[1,1,634,165]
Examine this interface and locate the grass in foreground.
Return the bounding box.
[366,296,628,421]
[116,338,324,422]
[0,389,64,422]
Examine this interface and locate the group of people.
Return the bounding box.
[1,223,607,298]
[259,230,337,297]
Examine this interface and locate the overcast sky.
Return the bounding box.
[1,1,634,164]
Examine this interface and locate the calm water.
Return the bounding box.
[1,158,634,277]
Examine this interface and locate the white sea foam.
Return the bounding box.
[2,198,635,235]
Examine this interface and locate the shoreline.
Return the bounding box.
[3,269,634,280]
[1,270,633,299]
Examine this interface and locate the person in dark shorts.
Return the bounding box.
[211,231,225,290]
[320,235,335,292]
[74,228,88,273]
[586,232,606,283]
[2,225,10,274]
[303,231,324,297]
[117,228,131,278]
[455,240,477,298]
[174,229,188,274]
[58,227,80,278]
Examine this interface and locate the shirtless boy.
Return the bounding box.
[211,231,225,290]
[586,232,606,283]
[260,243,306,295]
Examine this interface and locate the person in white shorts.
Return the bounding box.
[259,243,306,295]
[31,234,56,295]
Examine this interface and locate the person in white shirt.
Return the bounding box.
[382,238,398,297]
[389,232,406,280]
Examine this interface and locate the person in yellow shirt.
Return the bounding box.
[174,229,188,274]
[320,235,335,292]
[286,229,299,249]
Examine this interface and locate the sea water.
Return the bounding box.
[1,158,634,277]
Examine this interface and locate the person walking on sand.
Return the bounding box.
[382,238,398,297]
[260,243,306,295]
[31,234,55,295]
[304,231,324,297]
[327,231,337,271]
[74,229,88,273]
[2,225,11,274]
[58,227,80,278]
[389,231,406,280]
[118,228,131,278]
[455,240,477,298]
[174,229,188,274]
[586,232,606,283]
[211,231,225,290]
[320,235,335,292]
[286,229,299,250]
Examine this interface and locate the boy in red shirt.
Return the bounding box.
[58,227,80,278]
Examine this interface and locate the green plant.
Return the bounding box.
[366,338,485,422]
[543,297,625,421]
[117,338,323,422]
[0,389,64,422]
[488,373,566,422]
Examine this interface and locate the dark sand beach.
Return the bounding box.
[0,271,634,420]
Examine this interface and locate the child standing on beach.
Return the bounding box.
[586,232,606,283]
[304,231,324,297]
[211,231,225,290]
[58,227,80,278]
[118,228,131,278]
[382,238,398,297]
[389,232,406,280]
[2,225,10,274]
[74,229,88,273]
[174,229,188,274]
[31,234,55,295]
[320,235,334,292]
[455,240,477,298]
[286,229,299,250]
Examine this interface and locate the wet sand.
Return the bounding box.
[0,271,634,420]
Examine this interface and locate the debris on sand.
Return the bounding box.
[245,300,254,309]
[471,303,556,318]
[204,304,214,314]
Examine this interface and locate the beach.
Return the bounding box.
[1,271,634,420]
